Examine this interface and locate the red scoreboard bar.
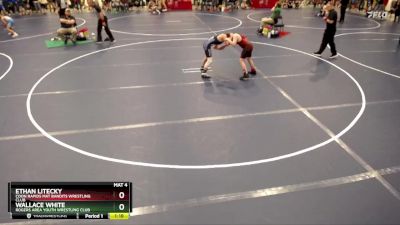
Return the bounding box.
[8,182,132,220]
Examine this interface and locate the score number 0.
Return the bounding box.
[119,192,125,211]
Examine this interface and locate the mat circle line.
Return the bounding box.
[109,13,242,36]
[0,53,13,81]
[26,38,366,169]
[335,31,400,79]
[246,11,381,30]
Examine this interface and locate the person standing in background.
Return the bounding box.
[158,0,167,12]
[339,0,349,23]
[88,0,115,43]
[56,0,67,16]
[1,14,18,38]
[393,0,400,22]
[313,2,338,58]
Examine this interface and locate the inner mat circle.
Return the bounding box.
[27,38,366,169]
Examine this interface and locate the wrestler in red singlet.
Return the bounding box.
[225,33,257,80]
[237,35,254,59]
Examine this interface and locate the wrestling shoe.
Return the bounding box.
[104,37,116,43]
[313,52,322,57]
[249,70,257,76]
[329,53,338,59]
[201,69,211,79]
[240,72,249,81]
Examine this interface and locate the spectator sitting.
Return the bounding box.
[57,8,77,43]
[148,0,160,14]
[38,0,47,14]
[4,0,18,14]
[257,2,281,33]
[129,0,143,10]
[240,0,251,9]
[111,0,121,11]
[225,0,237,11]
[120,0,128,11]
[32,0,41,13]
[17,0,26,15]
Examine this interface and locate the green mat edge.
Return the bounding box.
[45,39,94,48]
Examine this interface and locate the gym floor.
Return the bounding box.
[0,8,399,224]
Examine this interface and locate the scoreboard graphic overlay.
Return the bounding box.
[8,182,132,220]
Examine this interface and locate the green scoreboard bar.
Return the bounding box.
[8,182,132,220]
